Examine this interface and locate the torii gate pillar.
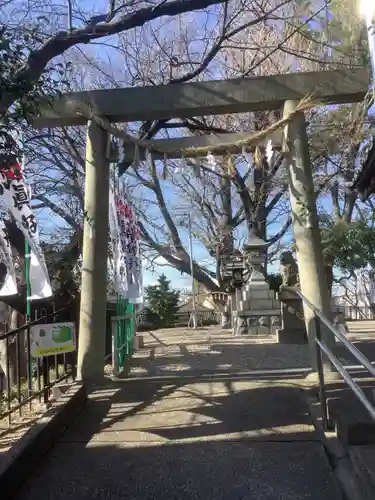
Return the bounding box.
[76,120,110,383]
[283,101,334,371]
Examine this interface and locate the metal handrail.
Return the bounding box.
[294,288,375,429]
[316,339,375,423]
[294,289,375,378]
[111,315,134,353]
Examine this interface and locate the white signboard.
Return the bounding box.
[30,322,76,358]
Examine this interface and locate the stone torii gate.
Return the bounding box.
[33,68,368,382]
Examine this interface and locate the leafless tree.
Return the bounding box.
[9,1,293,286]
[5,0,370,299]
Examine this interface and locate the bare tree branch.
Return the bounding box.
[36,193,81,229]
[139,220,220,291]
[0,0,233,114]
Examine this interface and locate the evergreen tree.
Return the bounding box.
[145,274,180,327]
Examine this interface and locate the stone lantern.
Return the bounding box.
[232,236,280,336]
[243,236,270,284]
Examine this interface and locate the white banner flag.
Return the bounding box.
[108,182,142,303]
[0,219,17,296]
[0,168,52,299]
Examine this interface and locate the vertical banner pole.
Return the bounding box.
[113,166,120,375]
[188,212,198,329]
[25,236,32,393]
[21,135,31,320]
[25,241,31,319]
[21,135,32,394]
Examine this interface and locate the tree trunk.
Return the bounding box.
[252,162,268,272]
[325,264,334,299]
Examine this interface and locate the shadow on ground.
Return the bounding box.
[61,378,316,442]
[14,439,339,500]
[131,339,312,376]
[0,414,42,455]
[130,334,375,377]
[335,339,375,366]
[12,325,375,500]
[13,375,342,500]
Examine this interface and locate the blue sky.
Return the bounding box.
[140,181,289,291]
[12,0,371,293]
[12,0,225,293]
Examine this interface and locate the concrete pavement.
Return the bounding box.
[14,327,343,500]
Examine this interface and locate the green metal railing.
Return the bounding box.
[111,295,136,375]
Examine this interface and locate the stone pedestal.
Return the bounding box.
[276,292,348,344]
[233,281,280,336]
[332,305,348,334]
[277,288,307,345]
[232,236,281,336]
[220,303,231,329]
[133,335,144,350]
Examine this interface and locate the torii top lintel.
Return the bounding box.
[33,68,369,129]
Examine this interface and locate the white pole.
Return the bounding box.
[366,19,375,97]
[187,212,198,329]
[111,165,119,375]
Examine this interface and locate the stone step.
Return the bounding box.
[325,382,375,446]
[276,328,307,345]
[347,321,375,332]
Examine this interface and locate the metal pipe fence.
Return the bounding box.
[341,305,375,321]
[135,310,221,331]
[0,306,76,425]
[296,290,375,430]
